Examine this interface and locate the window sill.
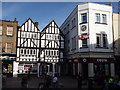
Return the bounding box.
[80,22,87,25]
[95,22,107,25]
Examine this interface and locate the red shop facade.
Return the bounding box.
[68,58,115,78]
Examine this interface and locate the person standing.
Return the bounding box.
[77,72,82,89]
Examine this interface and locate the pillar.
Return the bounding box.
[110,63,115,77]
[58,64,61,76]
[47,65,50,75]
[52,63,55,77]
[73,63,75,76]
[37,63,40,77]
[88,63,94,77]
[13,61,19,77]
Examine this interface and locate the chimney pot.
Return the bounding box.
[34,22,38,27]
[14,18,17,21]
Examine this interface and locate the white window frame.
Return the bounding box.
[0,26,2,35]
[7,27,13,36]
[95,13,100,23]
[102,14,107,24]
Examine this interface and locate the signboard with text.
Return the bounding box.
[78,34,89,40]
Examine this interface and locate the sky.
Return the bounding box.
[2,2,120,30]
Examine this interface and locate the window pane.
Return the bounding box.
[82,39,87,47]
[96,13,100,22]
[7,27,13,36]
[103,34,107,47]
[81,13,87,23]
[0,26,2,35]
[102,14,107,23]
[96,34,101,47]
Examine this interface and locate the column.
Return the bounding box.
[73,63,75,76]
[110,63,115,77]
[47,65,50,75]
[52,63,55,77]
[37,63,40,77]
[78,63,80,75]
[58,64,61,76]
[13,61,19,77]
[88,63,94,77]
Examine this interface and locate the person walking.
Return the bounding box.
[52,74,58,88]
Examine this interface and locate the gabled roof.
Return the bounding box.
[18,18,40,31]
[41,20,64,38]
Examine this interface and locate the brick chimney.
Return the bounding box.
[14,18,17,21]
[34,22,38,27]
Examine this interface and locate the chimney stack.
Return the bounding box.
[14,18,17,21]
[34,22,38,27]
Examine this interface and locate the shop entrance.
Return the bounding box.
[2,60,13,77]
[82,63,88,78]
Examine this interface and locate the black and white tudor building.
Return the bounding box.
[40,20,64,76]
[13,18,64,77]
[13,18,40,77]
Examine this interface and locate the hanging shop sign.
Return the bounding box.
[78,34,89,40]
[0,56,16,60]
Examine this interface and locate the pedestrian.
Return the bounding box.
[52,74,58,88]
[45,75,52,88]
[21,76,28,88]
[77,72,82,89]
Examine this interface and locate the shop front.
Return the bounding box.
[1,56,16,77]
[17,63,38,76]
[68,58,115,78]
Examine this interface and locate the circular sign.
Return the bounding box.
[83,58,87,62]
[81,25,87,31]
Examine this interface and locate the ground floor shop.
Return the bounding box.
[67,58,115,78]
[1,55,16,77]
[115,56,120,76]
[38,62,61,77]
[13,62,38,77]
[13,62,63,77]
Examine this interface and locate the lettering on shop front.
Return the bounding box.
[97,59,107,62]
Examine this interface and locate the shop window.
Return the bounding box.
[81,13,87,23]
[0,26,2,35]
[94,64,110,77]
[7,27,13,36]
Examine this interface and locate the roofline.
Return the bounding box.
[60,5,78,28]
[78,2,112,7]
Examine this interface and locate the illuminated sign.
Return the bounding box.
[78,34,89,40]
